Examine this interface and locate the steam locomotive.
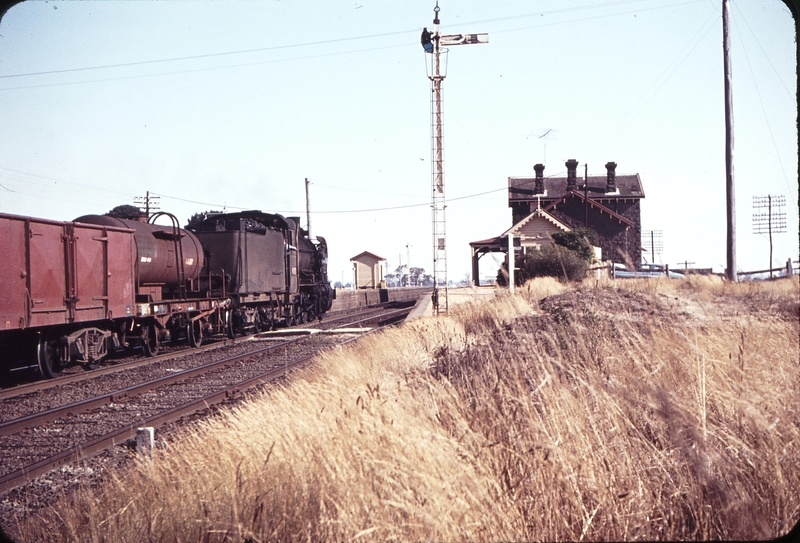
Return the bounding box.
[0,210,334,379]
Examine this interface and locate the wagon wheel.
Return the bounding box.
[141,322,160,357]
[253,311,267,333]
[226,309,244,339]
[37,336,64,379]
[82,359,100,371]
[187,319,204,348]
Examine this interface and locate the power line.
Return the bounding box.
[608,7,718,143]
[0,0,707,91]
[0,43,410,91]
[311,181,421,198]
[731,0,793,99]
[0,29,418,80]
[482,0,706,35]
[731,2,795,201]
[156,185,508,215]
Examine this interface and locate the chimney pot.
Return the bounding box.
[565,159,579,191]
[605,161,617,192]
[533,163,545,194]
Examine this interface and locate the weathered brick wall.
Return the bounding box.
[545,199,642,264]
[330,287,431,311]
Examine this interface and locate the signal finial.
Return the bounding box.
[433,1,440,24]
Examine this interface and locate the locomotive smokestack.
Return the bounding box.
[533,163,545,194]
[565,159,578,191]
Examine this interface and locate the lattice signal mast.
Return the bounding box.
[752,194,786,278]
[421,1,487,314]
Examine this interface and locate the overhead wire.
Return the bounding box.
[1,0,709,91]
[0,43,411,91]
[730,0,794,99]
[0,29,418,80]
[156,186,507,215]
[731,4,796,206]
[608,6,718,143]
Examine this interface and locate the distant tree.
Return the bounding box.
[333,281,343,289]
[107,204,144,220]
[409,266,425,286]
[384,273,401,288]
[393,264,408,287]
[187,210,223,227]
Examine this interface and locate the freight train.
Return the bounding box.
[0,210,334,379]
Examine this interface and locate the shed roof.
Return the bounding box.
[350,251,386,262]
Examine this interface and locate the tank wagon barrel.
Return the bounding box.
[74,214,204,289]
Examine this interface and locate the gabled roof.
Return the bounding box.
[501,207,571,237]
[509,174,644,203]
[350,251,386,262]
[543,191,635,227]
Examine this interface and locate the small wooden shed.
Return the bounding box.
[350,251,386,289]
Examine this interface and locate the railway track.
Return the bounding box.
[0,301,412,398]
[0,302,414,497]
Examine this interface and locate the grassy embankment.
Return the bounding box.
[13,276,800,542]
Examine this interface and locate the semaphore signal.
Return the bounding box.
[421,1,487,315]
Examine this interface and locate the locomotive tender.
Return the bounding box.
[0,210,334,379]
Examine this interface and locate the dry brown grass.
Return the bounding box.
[12,277,799,542]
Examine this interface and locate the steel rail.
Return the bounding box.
[0,302,409,400]
[0,337,299,436]
[0,339,232,401]
[0,346,313,495]
[0,307,411,494]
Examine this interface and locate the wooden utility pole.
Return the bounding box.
[723,0,737,281]
[305,177,312,239]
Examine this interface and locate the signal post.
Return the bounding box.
[421,2,487,314]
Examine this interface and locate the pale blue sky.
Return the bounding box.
[0,0,796,283]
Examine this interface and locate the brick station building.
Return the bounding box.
[470,160,645,284]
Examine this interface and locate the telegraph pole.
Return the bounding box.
[305,177,312,239]
[753,195,787,278]
[421,2,487,314]
[133,191,160,220]
[723,0,737,281]
[406,243,412,287]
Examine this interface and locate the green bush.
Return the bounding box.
[551,228,597,262]
[497,245,589,286]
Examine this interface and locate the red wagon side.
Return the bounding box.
[0,213,135,377]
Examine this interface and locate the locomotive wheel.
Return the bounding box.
[37,337,63,379]
[187,320,204,348]
[142,323,160,357]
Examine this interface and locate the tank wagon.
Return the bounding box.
[0,209,333,379]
